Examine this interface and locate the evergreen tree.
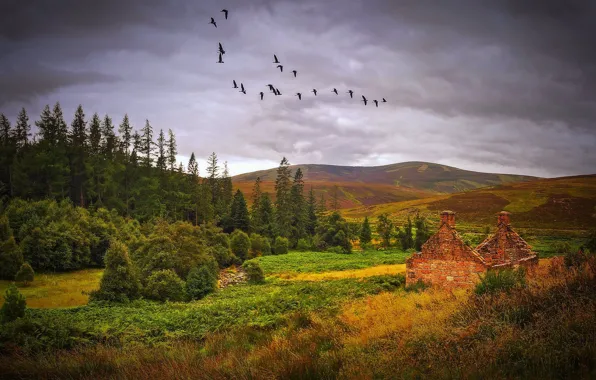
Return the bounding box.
[187,153,200,225]
[317,193,327,217]
[230,189,250,232]
[156,129,167,172]
[140,119,154,168]
[15,262,34,286]
[118,114,132,158]
[414,214,431,251]
[69,105,88,207]
[53,102,68,144]
[167,129,177,172]
[0,284,26,323]
[35,105,55,143]
[206,152,219,205]
[290,168,307,243]
[399,216,414,250]
[101,114,116,158]
[220,161,233,209]
[360,216,372,245]
[0,114,14,198]
[251,176,262,215]
[306,187,318,236]
[377,213,394,248]
[0,216,23,280]
[256,193,275,238]
[90,240,141,302]
[13,108,31,151]
[88,113,102,156]
[274,157,292,237]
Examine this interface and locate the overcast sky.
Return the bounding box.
[1,0,595,177]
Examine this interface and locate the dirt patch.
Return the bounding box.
[218,266,247,289]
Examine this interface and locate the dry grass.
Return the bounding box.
[0,269,103,308]
[275,264,406,281]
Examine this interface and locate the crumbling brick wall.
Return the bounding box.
[406,211,487,289]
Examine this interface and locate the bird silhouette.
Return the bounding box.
[373,100,379,107]
[218,42,225,55]
[277,65,283,72]
[273,54,280,63]
[295,93,302,100]
[210,17,217,27]
[217,52,224,63]
[347,90,354,98]
[332,88,338,95]
[361,95,368,106]
[221,9,228,19]
[292,70,297,77]
[260,92,264,100]
[233,80,238,88]
[382,98,387,103]
[312,89,317,96]
[275,88,282,96]
[267,84,275,92]
[240,83,246,94]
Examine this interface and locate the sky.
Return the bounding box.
[1,0,595,178]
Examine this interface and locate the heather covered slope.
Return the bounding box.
[344,174,596,230]
[233,161,538,208]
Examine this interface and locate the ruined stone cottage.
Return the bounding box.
[405,210,538,289]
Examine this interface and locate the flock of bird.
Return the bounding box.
[209,9,388,107]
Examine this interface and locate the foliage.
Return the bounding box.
[0,234,23,280]
[143,269,186,302]
[398,216,414,250]
[359,216,372,245]
[230,230,251,262]
[474,267,527,295]
[413,214,431,250]
[586,229,596,253]
[1,284,26,323]
[186,262,218,300]
[315,212,352,253]
[242,259,265,284]
[89,240,141,303]
[296,238,310,252]
[230,189,250,232]
[376,213,394,247]
[15,263,34,286]
[250,233,271,257]
[273,236,289,255]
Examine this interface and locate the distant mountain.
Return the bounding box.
[232,161,539,208]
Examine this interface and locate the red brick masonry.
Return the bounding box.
[405,211,538,289]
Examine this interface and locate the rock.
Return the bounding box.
[218,265,248,289]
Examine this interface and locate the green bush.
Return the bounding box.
[230,230,251,262]
[273,237,289,255]
[144,269,186,302]
[250,234,271,257]
[1,284,26,323]
[296,238,310,252]
[553,241,573,255]
[89,240,141,303]
[186,262,218,300]
[242,260,265,284]
[210,245,233,268]
[327,246,345,254]
[475,267,527,296]
[0,236,24,280]
[15,263,34,286]
[564,248,592,269]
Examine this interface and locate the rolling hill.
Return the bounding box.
[342,174,596,231]
[233,161,538,209]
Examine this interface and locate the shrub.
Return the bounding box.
[586,230,596,253]
[89,240,141,303]
[405,279,430,293]
[475,267,527,296]
[553,241,573,255]
[15,263,34,286]
[242,260,265,284]
[296,238,310,252]
[186,262,218,300]
[273,237,289,255]
[1,284,26,323]
[144,269,186,302]
[250,234,271,257]
[0,236,24,280]
[327,246,345,254]
[230,230,251,262]
[361,242,375,251]
[210,245,233,268]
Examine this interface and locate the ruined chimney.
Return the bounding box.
[440,210,456,228]
[497,211,511,227]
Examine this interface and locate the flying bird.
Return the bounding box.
[277,65,283,72]
[295,92,302,100]
[382,98,387,103]
[233,80,238,88]
[332,88,338,95]
[217,52,224,63]
[361,95,368,106]
[292,70,297,78]
[347,90,354,98]
[221,9,228,19]
[260,92,264,100]
[218,42,225,55]
[275,88,282,95]
[210,17,217,27]
[267,84,275,92]
[240,83,246,94]
[273,54,280,63]
[373,100,379,107]
[311,89,317,96]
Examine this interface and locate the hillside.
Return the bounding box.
[233,161,538,208]
[343,174,596,230]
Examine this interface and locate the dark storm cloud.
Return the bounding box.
[0,0,595,177]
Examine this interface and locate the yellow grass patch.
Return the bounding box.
[276,264,406,281]
[0,269,103,308]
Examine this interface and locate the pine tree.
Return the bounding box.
[290,168,307,243]
[221,161,233,208]
[414,214,430,251]
[69,105,88,207]
[306,187,318,236]
[167,129,177,172]
[156,129,166,172]
[13,108,31,151]
[90,240,141,302]
[230,189,250,232]
[187,153,200,225]
[140,119,154,168]
[88,113,102,156]
[53,102,68,144]
[377,213,394,248]
[399,216,414,250]
[360,216,372,245]
[35,105,55,143]
[251,177,263,230]
[0,284,26,323]
[274,157,292,237]
[118,114,132,158]
[101,114,116,158]
[0,114,14,197]
[15,262,34,286]
[206,152,219,206]
[317,193,327,217]
[256,193,275,238]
